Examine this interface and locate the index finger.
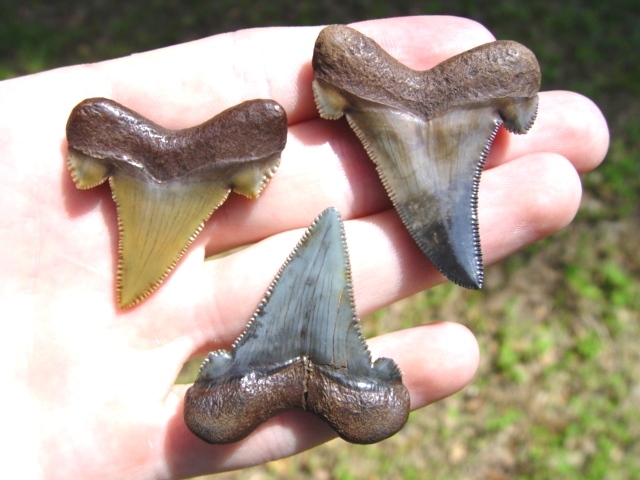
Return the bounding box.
[87,16,496,126]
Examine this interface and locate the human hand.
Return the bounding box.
[0,16,608,479]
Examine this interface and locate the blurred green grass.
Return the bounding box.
[3,1,639,478]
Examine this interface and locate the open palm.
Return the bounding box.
[0,16,608,479]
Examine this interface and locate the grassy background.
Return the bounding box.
[3,1,639,478]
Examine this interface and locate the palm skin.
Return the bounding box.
[0,16,608,479]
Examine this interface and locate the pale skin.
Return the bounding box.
[0,16,608,479]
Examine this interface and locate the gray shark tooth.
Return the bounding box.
[66,98,287,307]
[312,25,541,289]
[184,207,410,445]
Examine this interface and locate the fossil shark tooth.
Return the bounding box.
[66,98,287,308]
[184,207,410,445]
[312,25,541,289]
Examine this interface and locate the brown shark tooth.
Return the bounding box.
[184,207,410,445]
[312,25,541,289]
[66,98,287,308]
